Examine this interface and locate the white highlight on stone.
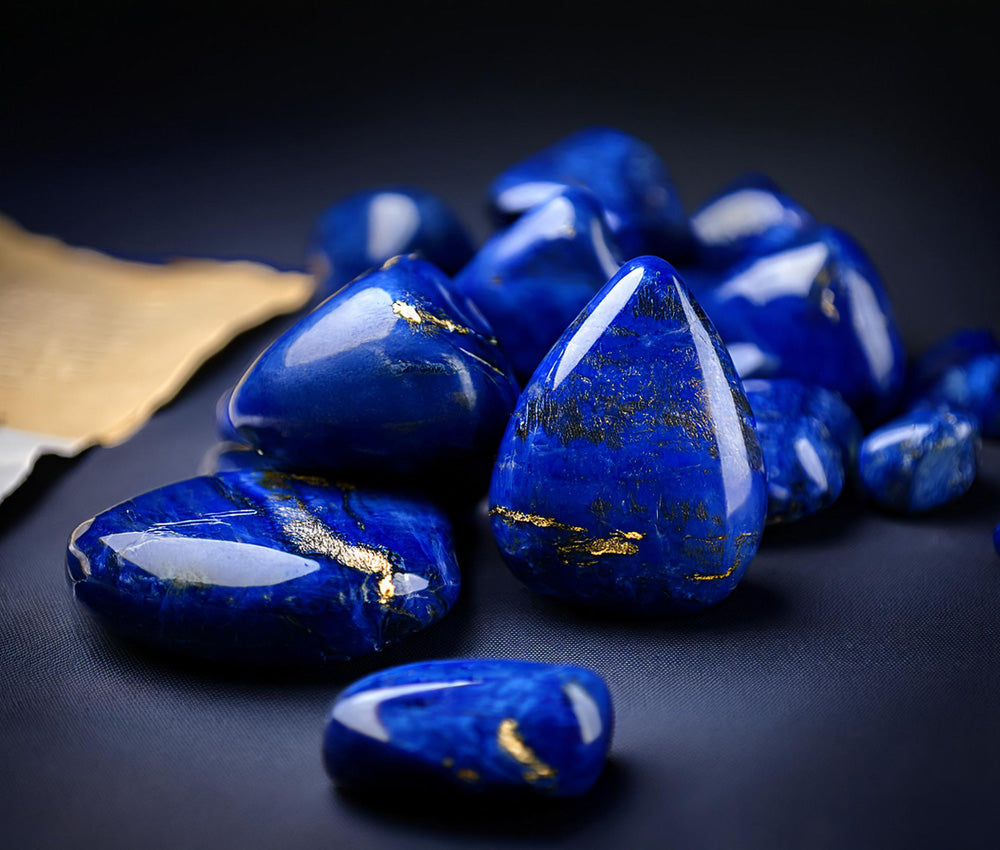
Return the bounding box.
[563,681,603,745]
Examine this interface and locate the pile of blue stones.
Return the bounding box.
[66,128,1000,797]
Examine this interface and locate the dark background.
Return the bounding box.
[2,2,999,848]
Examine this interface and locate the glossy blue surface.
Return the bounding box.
[690,174,814,269]
[323,659,613,796]
[214,386,243,443]
[857,408,980,513]
[230,255,520,490]
[489,256,767,614]
[453,188,623,382]
[67,470,461,663]
[489,127,690,260]
[699,226,906,425]
[743,379,851,523]
[307,187,474,300]
[994,522,1000,558]
[905,329,1000,438]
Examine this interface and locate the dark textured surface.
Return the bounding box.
[2,3,999,848]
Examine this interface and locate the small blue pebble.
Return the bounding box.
[308,187,474,300]
[690,173,814,269]
[323,659,613,796]
[67,470,461,663]
[453,187,623,382]
[489,127,690,260]
[857,408,980,513]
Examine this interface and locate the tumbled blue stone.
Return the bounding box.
[453,188,623,382]
[307,187,474,300]
[67,470,461,663]
[905,329,1000,438]
[689,173,814,269]
[489,256,767,614]
[323,659,612,796]
[743,379,850,523]
[857,408,979,513]
[214,386,243,443]
[229,255,520,489]
[489,127,690,260]
[699,226,906,425]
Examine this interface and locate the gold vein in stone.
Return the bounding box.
[391,300,476,335]
[490,505,644,557]
[497,718,557,782]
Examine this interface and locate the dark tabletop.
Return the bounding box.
[2,3,999,848]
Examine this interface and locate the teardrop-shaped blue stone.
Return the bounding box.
[323,659,613,796]
[67,470,461,663]
[489,256,767,613]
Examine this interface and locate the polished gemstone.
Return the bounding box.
[489,256,767,614]
[905,329,1000,438]
[323,659,613,796]
[699,226,906,425]
[690,173,814,269]
[857,408,979,513]
[453,188,623,382]
[489,127,690,260]
[743,379,851,523]
[214,385,242,443]
[229,255,520,491]
[67,470,461,663]
[307,187,474,300]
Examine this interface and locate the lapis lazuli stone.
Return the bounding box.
[698,226,906,425]
[488,127,690,260]
[857,408,980,513]
[453,188,623,382]
[307,187,474,300]
[323,659,613,796]
[67,470,461,663]
[489,256,767,614]
[689,173,814,269]
[905,329,1000,438]
[743,379,851,523]
[214,386,243,443]
[229,255,520,490]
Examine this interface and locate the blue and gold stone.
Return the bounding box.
[857,408,980,513]
[904,329,1000,438]
[229,255,520,490]
[453,188,623,382]
[489,256,767,614]
[699,226,906,425]
[743,379,852,523]
[67,470,461,663]
[488,127,690,260]
[323,659,613,796]
[690,173,814,269]
[307,187,474,300]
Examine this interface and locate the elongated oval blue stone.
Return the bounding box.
[857,408,980,513]
[66,470,461,663]
[489,127,690,260]
[453,188,623,382]
[744,379,849,523]
[230,255,520,489]
[700,226,906,425]
[690,173,814,269]
[307,187,474,300]
[904,329,1000,438]
[323,659,613,796]
[489,256,767,614]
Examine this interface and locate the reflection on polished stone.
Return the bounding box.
[489,127,690,260]
[323,659,613,796]
[454,188,623,382]
[690,173,813,269]
[308,187,473,300]
[905,328,1000,438]
[489,256,767,614]
[229,255,519,492]
[67,470,460,663]
[744,378,856,523]
[699,227,906,425]
[857,408,979,513]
